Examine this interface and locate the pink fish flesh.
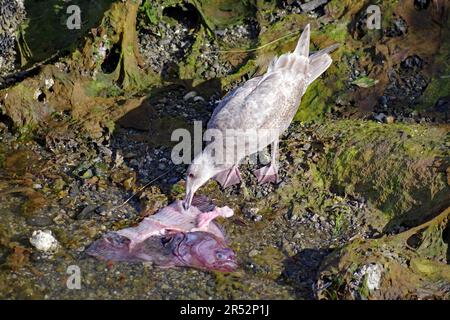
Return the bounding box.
[115,200,233,247]
[86,200,237,272]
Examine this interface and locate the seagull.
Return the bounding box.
[183,24,334,210]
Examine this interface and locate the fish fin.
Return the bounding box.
[213,165,242,189]
[307,53,332,85]
[195,206,234,229]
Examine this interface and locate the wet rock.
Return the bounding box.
[386,17,408,37]
[374,113,386,123]
[414,0,431,10]
[26,216,53,227]
[77,204,98,220]
[0,0,26,76]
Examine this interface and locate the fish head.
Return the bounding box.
[183,153,218,210]
[174,231,238,272]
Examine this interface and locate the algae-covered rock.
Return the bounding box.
[313,120,449,229]
[317,207,450,299]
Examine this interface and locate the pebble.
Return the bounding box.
[29,230,59,252]
[27,216,53,227]
[183,91,197,101]
[77,204,98,220]
[374,113,386,123]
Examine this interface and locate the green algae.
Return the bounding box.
[318,207,450,300]
[312,120,449,226]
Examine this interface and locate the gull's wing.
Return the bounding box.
[209,71,302,132]
[208,24,332,133]
[207,76,262,129]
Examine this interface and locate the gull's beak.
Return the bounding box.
[183,189,194,211]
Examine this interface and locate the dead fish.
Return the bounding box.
[86,230,237,272]
[86,199,237,272]
[115,200,233,248]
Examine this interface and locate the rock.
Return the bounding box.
[253,214,263,222]
[374,113,386,123]
[44,78,54,90]
[29,230,59,252]
[193,96,205,102]
[77,204,98,220]
[300,0,329,13]
[27,216,53,227]
[385,116,395,124]
[355,264,383,291]
[183,91,197,101]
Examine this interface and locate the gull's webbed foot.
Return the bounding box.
[254,163,279,184]
[213,165,242,189]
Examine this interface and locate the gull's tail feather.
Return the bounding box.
[308,53,332,85]
[306,43,337,84]
[265,24,332,83]
[294,24,310,57]
[309,43,339,60]
[266,24,311,75]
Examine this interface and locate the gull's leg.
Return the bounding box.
[254,140,280,184]
[213,165,242,189]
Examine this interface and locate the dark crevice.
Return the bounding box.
[162,3,201,30]
[443,221,449,264]
[0,113,14,132]
[414,0,431,10]
[406,229,425,249]
[101,43,121,74]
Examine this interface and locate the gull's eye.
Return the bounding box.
[188,173,194,178]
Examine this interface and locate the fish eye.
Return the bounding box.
[215,252,226,260]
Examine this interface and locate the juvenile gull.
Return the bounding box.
[183,24,334,209]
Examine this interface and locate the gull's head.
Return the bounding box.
[183,153,218,211]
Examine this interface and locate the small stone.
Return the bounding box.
[193,96,205,102]
[253,214,263,222]
[158,163,166,170]
[44,78,54,90]
[183,91,197,101]
[385,116,395,124]
[248,249,259,257]
[302,143,311,151]
[374,113,386,123]
[29,230,59,252]
[77,204,98,220]
[33,89,43,100]
[27,216,53,227]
